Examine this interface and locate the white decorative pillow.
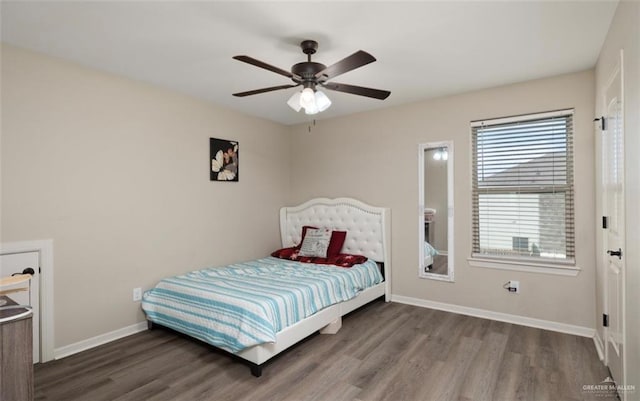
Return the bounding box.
[298,228,332,257]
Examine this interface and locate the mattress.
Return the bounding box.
[141,257,383,353]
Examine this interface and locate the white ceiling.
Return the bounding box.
[1,1,618,126]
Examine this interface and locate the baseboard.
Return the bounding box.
[593,331,605,361]
[391,295,595,338]
[54,321,147,360]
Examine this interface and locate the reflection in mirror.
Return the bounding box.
[418,141,454,282]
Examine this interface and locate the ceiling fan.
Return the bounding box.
[232,40,391,115]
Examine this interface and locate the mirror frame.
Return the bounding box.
[418,141,454,282]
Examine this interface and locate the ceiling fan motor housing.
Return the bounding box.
[293,40,325,87]
[292,62,326,82]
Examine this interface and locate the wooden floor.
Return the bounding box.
[429,255,448,276]
[35,301,617,401]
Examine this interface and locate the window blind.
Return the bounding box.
[471,110,575,263]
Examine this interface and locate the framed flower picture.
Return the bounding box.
[210,138,239,181]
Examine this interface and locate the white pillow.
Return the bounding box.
[298,228,332,257]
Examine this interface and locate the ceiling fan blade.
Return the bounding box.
[322,82,391,100]
[233,55,301,81]
[315,51,376,81]
[233,84,300,97]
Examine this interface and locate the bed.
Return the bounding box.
[423,241,439,270]
[142,197,391,376]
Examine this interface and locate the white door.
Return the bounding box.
[0,251,40,363]
[602,52,625,394]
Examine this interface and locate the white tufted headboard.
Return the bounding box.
[280,198,391,265]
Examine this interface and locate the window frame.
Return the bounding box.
[468,109,580,275]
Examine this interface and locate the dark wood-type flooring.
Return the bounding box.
[35,301,617,401]
[429,255,448,276]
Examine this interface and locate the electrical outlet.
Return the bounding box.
[509,280,520,294]
[133,287,142,302]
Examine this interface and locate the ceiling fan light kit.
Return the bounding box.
[288,87,331,115]
[233,40,390,115]
[299,87,316,108]
[314,90,332,111]
[287,91,302,112]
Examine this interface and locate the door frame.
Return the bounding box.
[0,239,54,362]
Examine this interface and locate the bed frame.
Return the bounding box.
[150,197,391,377]
[238,197,391,376]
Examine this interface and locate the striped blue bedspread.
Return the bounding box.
[141,257,383,353]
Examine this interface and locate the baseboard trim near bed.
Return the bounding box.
[593,331,605,361]
[54,321,148,360]
[391,295,595,338]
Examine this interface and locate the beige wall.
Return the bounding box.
[290,70,596,329]
[595,0,640,390]
[0,44,291,347]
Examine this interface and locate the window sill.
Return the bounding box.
[467,257,581,276]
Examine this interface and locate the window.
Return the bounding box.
[471,109,575,266]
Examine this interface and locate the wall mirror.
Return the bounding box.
[418,141,454,282]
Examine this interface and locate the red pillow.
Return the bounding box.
[296,226,346,257]
[327,230,346,257]
[271,247,299,260]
